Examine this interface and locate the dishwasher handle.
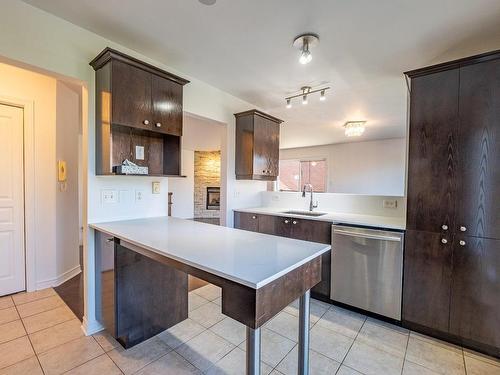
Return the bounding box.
[333,228,402,242]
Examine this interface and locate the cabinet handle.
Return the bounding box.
[252,215,257,219]
[155,122,162,128]
[284,219,289,224]
[292,220,297,225]
[106,238,114,243]
[459,240,466,246]
[441,224,448,231]
[143,119,150,125]
[459,226,466,232]
[441,238,448,244]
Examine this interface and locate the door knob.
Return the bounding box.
[459,240,466,246]
[441,225,448,231]
[292,220,297,225]
[284,219,289,224]
[460,226,466,232]
[155,122,162,128]
[252,215,257,219]
[441,238,448,244]
[143,120,150,125]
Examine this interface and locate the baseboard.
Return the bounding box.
[35,265,82,290]
[81,316,104,336]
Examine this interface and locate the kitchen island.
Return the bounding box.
[90,216,330,375]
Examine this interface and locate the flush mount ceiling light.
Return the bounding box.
[344,121,366,137]
[293,33,319,65]
[198,0,216,5]
[285,86,330,108]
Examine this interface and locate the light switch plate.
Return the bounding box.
[135,145,145,160]
[383,199,398,209]
[152,181,161,194]
[101,189,118,204]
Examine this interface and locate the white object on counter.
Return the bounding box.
[90,216,330,289]
[233,207,406,230]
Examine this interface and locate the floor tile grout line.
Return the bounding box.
[55,338,107,374]
[103,351,125,375]
[400,327,411,375]
[11,300,47,375]
[16,299,67,320]
[23,313,77,336]
[335,315,367,373]
[12,290,58,307]
[462,347,468,375]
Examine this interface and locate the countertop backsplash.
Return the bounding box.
[260,191,406,219]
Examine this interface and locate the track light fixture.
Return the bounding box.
[285,86,330,108]
[293,33,319,65]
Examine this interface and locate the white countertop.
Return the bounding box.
[234,207,406,230]
[90,216,330,289]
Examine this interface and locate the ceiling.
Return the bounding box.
[23,0,500,148]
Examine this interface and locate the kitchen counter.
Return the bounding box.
[91,216,327,371]
[90,216,330,289]
[234,207,406,230]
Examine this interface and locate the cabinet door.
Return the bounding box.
[234,212,259,232]
[258,214,278,235]
[450,236,500,349]
[290,219,332,297]
[403,230,453,333]
[406,70,459,233]
[253,116,279,178]
[152,75,183,136]
[112,60,152,130]
[457,60,500,239]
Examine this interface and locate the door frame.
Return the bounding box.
[0,95,36,292]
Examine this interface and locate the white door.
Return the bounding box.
[0,104,25,296]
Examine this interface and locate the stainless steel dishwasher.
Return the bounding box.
[331,225,404,320]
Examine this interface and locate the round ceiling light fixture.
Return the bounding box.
[293,33,319,65]
[199,0,217,5]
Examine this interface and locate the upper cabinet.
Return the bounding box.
[235,109,283,181]
[90,48,189,176]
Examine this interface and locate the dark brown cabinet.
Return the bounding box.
[449,236,500,353]
[112,60,153,131]
[90,48,189,176]
[234,211,332,298]
[235,110,283,181]
[402,230,453,333]
[152,75,183,136]
[404,50,500,356]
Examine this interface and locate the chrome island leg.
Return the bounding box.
[298,289,311,375]
[246,326,261,375]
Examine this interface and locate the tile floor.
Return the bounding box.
[1,285,499,375]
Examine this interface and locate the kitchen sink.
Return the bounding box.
[282,210,328,217]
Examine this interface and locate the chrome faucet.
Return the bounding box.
[302,184,318,211]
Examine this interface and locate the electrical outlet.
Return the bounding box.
[234,191,240,198]
[271,194,280,201]
[152,181,161,194]
[135,190,145,203]
[101,189,118,204]
[383,199,398,209]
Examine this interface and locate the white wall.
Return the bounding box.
[169,150,195,219]
[0,0,266,333]
[56,81,81,280]
[0,62,57,288]
[0,62,81,289]
[279,138,406,196]
[169,114,225,219]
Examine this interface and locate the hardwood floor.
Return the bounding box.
[54,273,84,322]
[54,272,209,324]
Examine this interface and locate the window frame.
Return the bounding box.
[278,157,328,192]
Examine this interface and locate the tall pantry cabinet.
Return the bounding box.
[403,50,500,357]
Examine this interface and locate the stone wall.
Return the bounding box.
[194,151,221,218]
